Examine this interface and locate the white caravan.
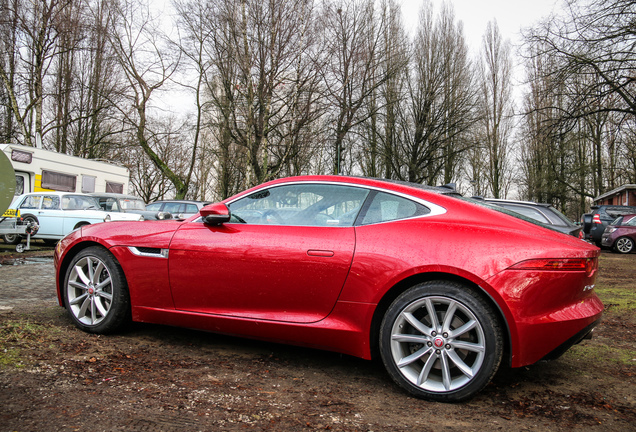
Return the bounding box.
[0,143,130,197]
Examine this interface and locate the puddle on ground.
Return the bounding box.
[0,257,54,266]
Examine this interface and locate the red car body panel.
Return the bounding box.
[168,223,355,322]
[55,175,603,368]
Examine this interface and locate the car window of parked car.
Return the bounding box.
[229,184,369,227]
[121,199,145,211]
[97,197,118,211]
[162,202,183,214]
[19,195,42,209]
[604,206,636,219]
[145,202,161,211]
[360,192,430,225]
[491,203,551,224]
[184,204,199,214]
[42,195,60,210]
[625,216,636,226]
[62,195,99,210]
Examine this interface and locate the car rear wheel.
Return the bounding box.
[614,237,635,254]
[2,233,21,245]
[63,246,131,333]
[380,281,503,402]
[1,214,39,244]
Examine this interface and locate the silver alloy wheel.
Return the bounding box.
[616,237,634,254]
[389,295,486,393]
[66,255,114,326]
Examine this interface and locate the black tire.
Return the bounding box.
[2,233,21,245]
[63,246,131,334]
[379,281,503,402]
[614,236,634,254]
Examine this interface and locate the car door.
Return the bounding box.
[168,183,369,323]
[35,194,65,236]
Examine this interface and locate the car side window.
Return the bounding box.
[162,203,183,214]
[496,204,550,224]
[228,184,369,227]
[146,203,161,211]
[625,217,636,227]
[360,192,429,225]
[42,195,60,210]
[185,204,199,214]
[19,195,42,209]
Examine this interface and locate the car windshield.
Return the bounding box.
[120,199,146,210]
[62,195,100,210]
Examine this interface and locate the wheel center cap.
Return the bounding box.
[88,284,95,295]
[433,337,445,348]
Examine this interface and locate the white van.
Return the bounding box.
[1,144,130,196]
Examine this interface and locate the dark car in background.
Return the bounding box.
[601,213,636,253]
[582,205,636,246]
[91,193,172,221]
[145,200,210,219]
[479,198,583,238]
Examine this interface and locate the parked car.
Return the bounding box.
[54,176,602,402]
[480,198,583,238]
[601,213,636,253]
[582,205,636,246]
[2,192,142,245]
[145,200,210,219]
[90,193,172,221]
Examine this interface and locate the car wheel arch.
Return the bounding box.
[73,221,91,230]
[368,272,513,367]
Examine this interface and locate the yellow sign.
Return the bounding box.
[1,209,20,218]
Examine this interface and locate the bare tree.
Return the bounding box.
[476,20,514,198]
[319,0,396,175]
[108,0,192,197]
[392,1,477,184]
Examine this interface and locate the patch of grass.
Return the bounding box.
[565,343,636,367]
[0,319,60,369]
[594,254,636,317]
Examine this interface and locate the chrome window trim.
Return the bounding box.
[210,180,447,227]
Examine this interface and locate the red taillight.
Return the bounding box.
[578,231,584,239]
[592,214,602,224]
[510,258,597,276]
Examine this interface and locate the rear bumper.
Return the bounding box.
[540,319,600,361]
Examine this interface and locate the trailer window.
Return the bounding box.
[106,182,123,194]
[41,170,76,192]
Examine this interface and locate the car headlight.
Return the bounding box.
[607,227,617,233]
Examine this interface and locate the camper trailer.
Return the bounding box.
[1,144,130,197]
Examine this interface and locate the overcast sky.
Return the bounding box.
[399,0,561,51]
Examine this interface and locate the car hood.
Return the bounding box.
[78,219,184,249]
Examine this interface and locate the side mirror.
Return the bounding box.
[200,202,231,225]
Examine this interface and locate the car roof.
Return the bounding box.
[90,193,143,200]
[18,191,94,197]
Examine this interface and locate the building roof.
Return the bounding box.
[594,184,636,203]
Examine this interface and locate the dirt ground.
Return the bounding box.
[0,246,634,431]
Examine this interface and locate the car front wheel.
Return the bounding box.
[614,237,635,254]
[63,246,131,333]
[380,281,503,402]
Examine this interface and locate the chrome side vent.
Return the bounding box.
[128,247,169,258]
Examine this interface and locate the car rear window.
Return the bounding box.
[603,206,636,218]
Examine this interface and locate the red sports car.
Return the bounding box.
[54,176,603,402]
